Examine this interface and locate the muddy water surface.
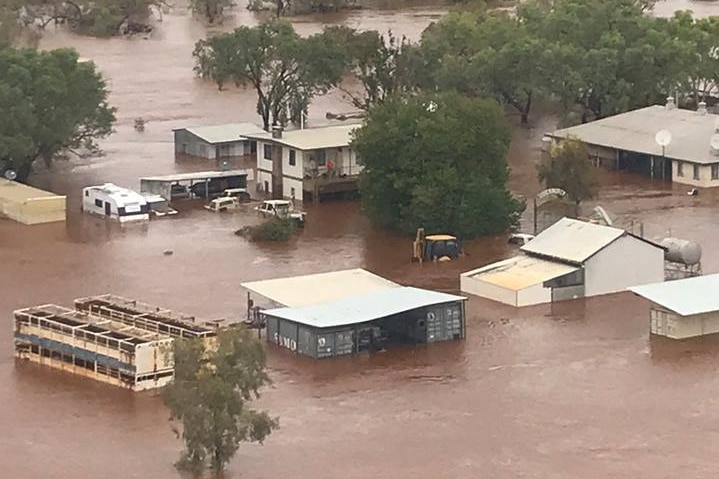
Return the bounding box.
[3,2,719,478]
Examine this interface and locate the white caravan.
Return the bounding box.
[82,183,150,222]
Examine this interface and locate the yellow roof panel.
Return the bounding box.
[463,255,578,291]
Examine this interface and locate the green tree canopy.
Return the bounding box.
[421,8,549,124]
[0,47,115,181]
[537,137,598,204]
[164,327,277,475]
[194,22,348,130]
[352,91,523,238]
[324,27,422,111]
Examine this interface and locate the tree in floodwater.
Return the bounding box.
[537,136,598,205]
[352,91,524,238]
[164,327,278,474]
[0,48,115,182]
[190,0,234,24]
[420,7,548,125]
[325,26,422,111]
[193,22,348,130]
[6,0,165,38]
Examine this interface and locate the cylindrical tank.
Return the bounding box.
[660,237,702,265]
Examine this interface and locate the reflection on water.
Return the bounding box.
[4,1,719,478]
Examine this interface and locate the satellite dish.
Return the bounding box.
[655,129,672,147]
[3,169,17,181]
[218,159,232,170]
[710,134,719,155]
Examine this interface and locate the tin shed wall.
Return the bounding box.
[461,274,519,306]
[584,235,664,297]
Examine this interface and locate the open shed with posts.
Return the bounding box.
[630,274,719,339]
[139,169,252,201]
[242,269,465,358]
[0,180,66,225]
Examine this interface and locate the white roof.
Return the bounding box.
[243,124,360,150]
[262,286,465,328]
[241,269,399,308]
[521,218,627,264]
[630,274,719,316]
[140,169,252,182]
[85,183,146,205]
[461,255,579,291]
[176,123,266,144]
[549,105,719,165]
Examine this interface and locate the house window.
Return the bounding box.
[85,191,89,197]
[677,161,684,177]
[314,149,326,166]
[94,199,102,208]
[693,164,700,180]
[290,187,296,198]
[712,164,719,180]
[264,144,273,161]
[289,149,296,166]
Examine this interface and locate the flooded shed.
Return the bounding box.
[0,181,66,225]
[630,274,719,339]
[173,123,265,159]
[244,270,465,358]
[462,218,665,307]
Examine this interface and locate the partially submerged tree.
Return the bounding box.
[0,47,115,181]
[352,91,524,238]
[193,22,348,130]
[537,137,598,205]
[164,327,277,475]
[326,27,421,111]
[191,0,234,24]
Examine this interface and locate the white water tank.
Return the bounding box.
[660,237,702,265]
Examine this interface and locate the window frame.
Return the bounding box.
[693,163,700,180]
[263,144,273,161]
[289,149,296,167]
[677,161,684,177]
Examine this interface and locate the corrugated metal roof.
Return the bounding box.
[262,286,465,328]
[630,274,719,316]
[521,218,625,264]
[548,105,719,165]
[461,255,579,291]
[243,124,360,150]
[176,123,266,144]
[241,269,400,308]
[140,169,252,182]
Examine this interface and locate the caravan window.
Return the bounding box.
[94,199,102,208]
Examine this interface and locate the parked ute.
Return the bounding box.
[205,197,241,213]
[254,200,306,227]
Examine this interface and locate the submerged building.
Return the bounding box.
[173,123,266,160]
[243,269,466,358]
[461,218,665,307]
[14,305,174,391]
[630,274,719,339]
[546,100,719,187]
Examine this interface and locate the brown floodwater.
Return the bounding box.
[3,1,719,478]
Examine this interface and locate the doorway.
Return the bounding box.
[104,202,111,216]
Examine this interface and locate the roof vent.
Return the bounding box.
[698,101,708,115]
[271,125,283,139]
[666,96,676,110]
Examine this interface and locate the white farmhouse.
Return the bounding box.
[461,218,665,307]
[244,124,361,202]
